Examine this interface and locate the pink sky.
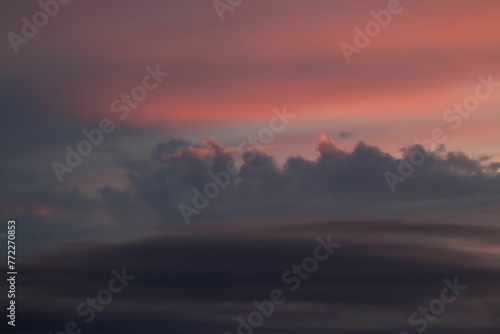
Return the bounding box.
[1,0,499,184]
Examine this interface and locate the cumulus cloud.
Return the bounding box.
[99,135,500,224]
[2,134,499,254]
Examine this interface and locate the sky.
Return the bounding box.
[0,0,500,333]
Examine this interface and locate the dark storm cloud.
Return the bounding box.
[2,132,499,258]
[4,219,500,334]
[105,137,500,224]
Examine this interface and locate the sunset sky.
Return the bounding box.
[1,1,500,333]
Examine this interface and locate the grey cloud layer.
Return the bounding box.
[3,219,499,333]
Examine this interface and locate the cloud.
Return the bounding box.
[100,135,500,224]
[2,133,499,256]
[338,131,354,139]
[9,218,500,333]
